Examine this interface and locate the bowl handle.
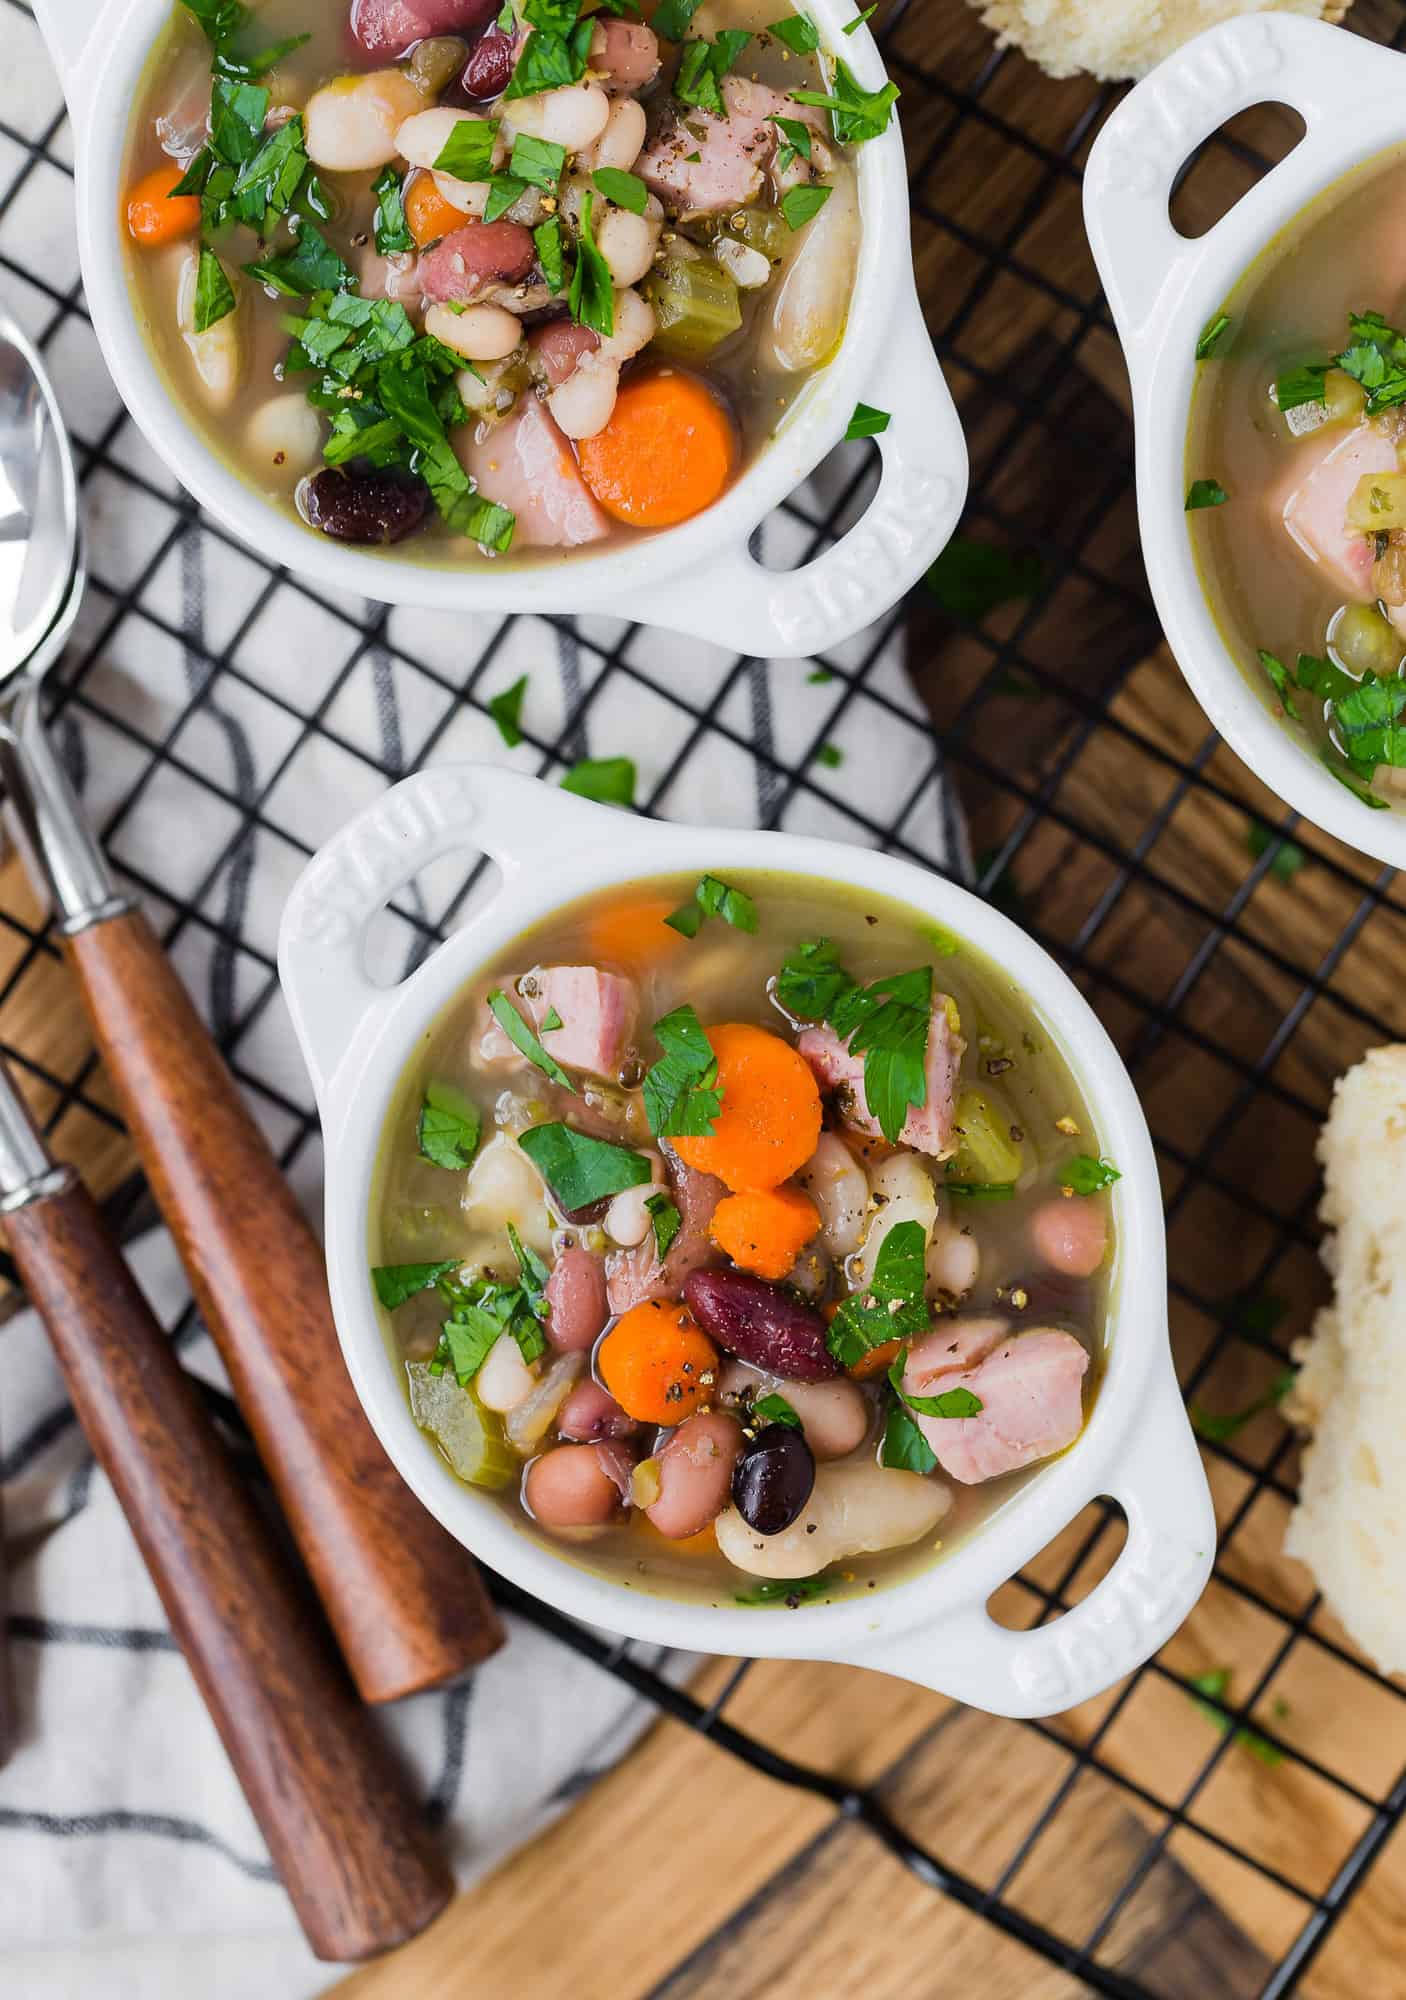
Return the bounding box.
[30,0,102,102]
[277,765,609,1107]
[841,1362,1215,1719]
[622,283,967,661]
[1084,14,1390,349]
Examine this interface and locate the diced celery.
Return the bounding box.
[947,1087,1024,1186]
[1346,470,1406,533]
[407,1360,518,1490]
[725,206,789,263]
[1324,368,1366,425]
[1331,601,1403,679]
[642,253,742,360]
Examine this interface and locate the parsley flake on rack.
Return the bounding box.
[665,873,759,939]
[518,1123,653,1211]
[487,990,576,1090]
[417,1081,481,1170]
[1190,1369,1295,1444]
[487,673,529,747]
[561,755,635,804]
[1247,823,1306,881]
[643,1004,723,1137]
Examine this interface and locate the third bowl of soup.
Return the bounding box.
[1086,13,1406,864]
[278,765,1213,1718]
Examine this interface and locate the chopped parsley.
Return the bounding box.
[814,740,844,768]
[780,182,831,230]
[1276,309,1406,419]
[735,1571,835,1605]
[192,248,237,333]
[790,57,899,145]
[487,990,577,1091]
[944,1180,1015,1200]
[535,216,567,293]
[1247,822,1306,881]
[1255,651,1406,805]
[845,402,890,440]
[510,131,566,191]
[827,1219,929,1367]
[925,536,1046,619]
[505,2,595,98]
[843,3,878,30]
[1185,1668,1286,1767]
[372,1259,459,1309]
[753,1391,802,1429]
[1195,311,1230,360]
[653,0,708,35]
[417,1081,481,1170]
[245,219,354,295]
[1256,648,1299,722]
[767,11,820,53]
[642,1004,723,1137]
[880,1403,938,1474]
[372,165,414,255]
[786,946,932,1146]
[768,113,813,170]
[675,31,752,116]
[432,1258,548,1382]
[1185,478,1228,511]
[561,755,636,804]
[569,191,615,339]
[1274,362,1330,414]
[434,117,498,182]
[592,167,649,214]
[487,673,529,747]
[664,873,759,939]
[645,1191,682,1259]
[1190,1368,1295,1444]
[518,1122,653,1211]
[483,175,529,223]
[1060,1155,1120,1195]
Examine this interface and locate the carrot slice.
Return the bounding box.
[577,369,737,529]
[845,1337,904,1382]
[710,1185,821,1280]
[126,164,202,247]
[588,896,685,971]
[597,1300,719,1427]
[404,173,471,249]
[672,1022,822,1194]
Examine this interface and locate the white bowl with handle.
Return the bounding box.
[31,0,967,660]
[277,764,1214,1718]
[1084,12,1406,864]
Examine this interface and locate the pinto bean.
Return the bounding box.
[684,1267,837,1380]
[715,1461,951,1579]
[418,219,537,302]
[589,19,661,92]
[1030,1197,1108,1278]
[558,1378,637,1442]
[646,1412,743,1540]
[544,1246,609,1352]
[524,1443,625,1529]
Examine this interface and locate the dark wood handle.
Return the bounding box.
[65,908,503,1702]
[4,1175,452,1961]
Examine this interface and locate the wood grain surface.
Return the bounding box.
[4,1171,451,1961]
[63,906,504,1703]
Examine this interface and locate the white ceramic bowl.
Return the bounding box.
[32,0,967,659]
[277,765,1213,1718]
[1085,13,1406,865]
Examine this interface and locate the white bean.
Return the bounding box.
[176,250,242,409]
[432,171,489,217]
[716,1462,950,1579]
[714,237,771,290]
[548,288,657,440]
[396,107,498,172]
[476,1333,537,1412]
[425,301,524,363]
[604,1181,655,1248]
[598,285,656,365]
[304,69,423,173]
[769,164,860,373]
[462,1132,555,1257]
[506,82,610,150]
[581,96,647,173]
[796,1132,869,1258]
[853,1151,938,1289]
[595,199,663,289]
[927,1217,979,1299]
[244,393,321,481]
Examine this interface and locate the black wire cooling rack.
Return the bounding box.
[5,0,1406,1992]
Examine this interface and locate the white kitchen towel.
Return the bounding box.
[0,5,963,1994]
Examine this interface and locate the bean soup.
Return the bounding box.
[370,871,1119,1608]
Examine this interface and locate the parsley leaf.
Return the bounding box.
[1337,309,1406,413]
[1195,311,1230,360]
[561,755,635,804]
[484,175,529,223]
[417,1081,481,1170]
[827,1219,929,1367]
[676,31,752,116]
[1256,648,1299,722]
[1332,669,1406,771]
[815,741,844,768]
[843,3,877,30]
[510,131,566,190]
[505,13,594,98]
[535,215,567,291]
[646,1191,683,1258]
[753,1392,802,1428]
[880,1402,938,1473]
[488,989,576,1091]
[372,165,414,254]
[1321,747,1390,809]
[781,183,831,230]
[768,12,819,52]
[569,191,615,339]
[791,57,898,144]
[888,1346,982,1419]
[643,1004,722,1137]
[653,0,708,34]
[1275,362,1329,414]
[372,1259,459,1309]
[831,964,932,1144]
[244,220,354,296]
[1061,1155,1120,1195]
[507,1221,551,1324]
[775,937,856,1023]
[209,75,269,164]
[593,167,649,214]
[845,401,890,440]
[1186,478,1228,511]
[435,117,498,181]
[768,113,813,168]
[1294,650,1355,703]
[518,1122,653,1211]
[374,357,516,551]
[944,1181,1015,1200]
[665,873,759,938]
[487,673,529,747]
[734,1571,835,1605]
[193,249,237,333]
[925,536,1046,619]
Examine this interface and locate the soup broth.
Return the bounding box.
[1186,145,1406,812]
[122,0,875,565]
[369,871,1118,1609]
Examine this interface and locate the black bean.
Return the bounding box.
[732,1424,816,1536]
[302,468,430,546]
[684,1267,837,1379]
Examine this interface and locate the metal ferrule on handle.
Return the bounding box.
[0,677,131,934]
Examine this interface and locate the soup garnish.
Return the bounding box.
[369,871,1117,1607]
[123,0,893,561]
[1186,151,1406,811]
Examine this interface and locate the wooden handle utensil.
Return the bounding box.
[64,906,503,1702]
[4,1168,452,1959]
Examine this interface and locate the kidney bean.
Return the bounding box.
[558,1378,637,1443]
[524,1442,625,1529]
[544,1246,609,1351]
[646,1412,743,1540]
[684,1267,837,1380]
[1030,1197,1108,1279]
[731,1423,816,1535]
[302,467,429,544]
[456,24,519,100]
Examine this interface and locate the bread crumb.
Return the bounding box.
[969,0,1349,83]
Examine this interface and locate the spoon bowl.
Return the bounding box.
[0,310,79,687]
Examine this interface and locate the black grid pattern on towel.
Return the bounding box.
[3,0,1406,1993]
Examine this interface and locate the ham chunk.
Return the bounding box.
[350,0,498,58]
[796,1001,963,1159]
[607,1154,726,1313]
[903,1322,1089,1485]
[418,221,536,305]
[479,966,638,1077]
[639,78,795,214]
[1280,420,1397,598]
[460,398,610,547]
